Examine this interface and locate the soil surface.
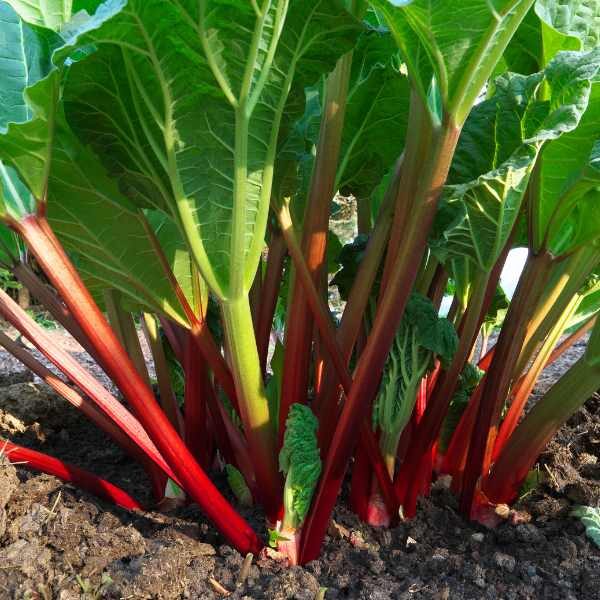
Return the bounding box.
[0,326,599,599]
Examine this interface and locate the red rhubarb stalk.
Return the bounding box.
[15,215,261,554]
[484,356,600,504]
[279,54,352,442]
[183,335,211,470]
[0,286,177,482]
[491,296,578,461]
[1,438,143,511]
[277,201,398,516]
[256,231,286,375]
[300,119,461,563]
[460,251,554,517]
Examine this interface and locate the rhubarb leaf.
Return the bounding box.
[532,84,600,255]
[567,271,600,332]
[501,0,597,76]
[0,0,123,214]
[431,49,600,271]
[373,294,457,439]
[279,403,322,530]
[61,0,361,300]
[4,0,73,30]
[369,0,537,123]
[536,0,600,61]
[46,133,192,326]
[336,27,409,201]
[0,2,58,128]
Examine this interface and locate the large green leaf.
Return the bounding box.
[532,82,600,254]
[61,0,361,300]
[0,2,58,128]
[46,129,191,326]
[497,8,543,75]
[0,0,124,214]
[431,49,600,271]
[5,0,73,30]
[0,2,193,324]
[369,0,537,123]
[536,0,600,57]
[336,27,409,201]
[500,0,600,76]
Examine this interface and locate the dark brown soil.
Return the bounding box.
[0,329,599,599]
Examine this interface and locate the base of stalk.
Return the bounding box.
[275,528,301,566]
[366,491,392,527]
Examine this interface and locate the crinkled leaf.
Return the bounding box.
[536,0,600,57]
[373,294,457,437]
[431,50,600,271]
[279,403,321,529]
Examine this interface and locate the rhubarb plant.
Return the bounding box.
[0,0,599,567]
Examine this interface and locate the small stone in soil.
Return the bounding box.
[494,551,516,572]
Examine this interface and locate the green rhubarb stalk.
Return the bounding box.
[222,296,280,517]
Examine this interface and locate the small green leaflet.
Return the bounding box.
[571,505,600,548]
[225,464,253,508]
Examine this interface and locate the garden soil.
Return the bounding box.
[0,326,599,599]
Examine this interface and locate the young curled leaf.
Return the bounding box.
[279,404,322,530]
[373,294,458,462]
